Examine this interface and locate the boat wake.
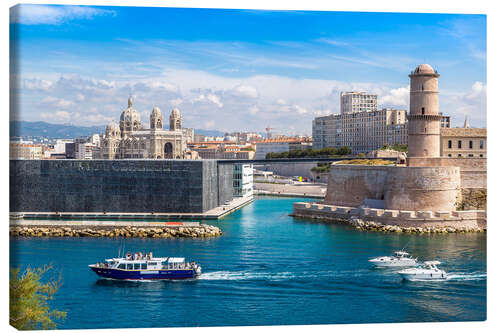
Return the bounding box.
[445,273,487,281]
[199,271,296,281]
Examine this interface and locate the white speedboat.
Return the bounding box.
[369,251,417,267]
[398,261,447,281]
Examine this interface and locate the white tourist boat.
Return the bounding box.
[369,251,417,267]
[398,261,447,281]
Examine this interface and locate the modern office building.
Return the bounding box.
[233,164,254,197]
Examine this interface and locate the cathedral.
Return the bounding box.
[100,97,197,159]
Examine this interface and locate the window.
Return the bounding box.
[118,264,126,269]
[141,263,147,270]
[448,140,452,149]
[469,140,473,149]
[126,264,133,270]
[480,140,484,149]
[421,107,425,115]
[448,154,452,157]
[458,140,462,149]
[134,263,140,270]
[458,154,462,157]
[480,154,483,157]
[468,154,474,157]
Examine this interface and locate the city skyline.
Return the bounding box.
[10,5,486,135]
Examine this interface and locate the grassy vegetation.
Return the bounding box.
[336,159,396,166]
[381,143,408,152]
[266,146,351,159]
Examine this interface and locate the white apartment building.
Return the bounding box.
[341,92,378,114]
[233,163,253,197]
[313,108,408,153]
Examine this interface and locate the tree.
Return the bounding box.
[10,265,66,330]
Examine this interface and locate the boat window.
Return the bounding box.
[126,264,133,270]
[141,263,147,270]
[118,264,126,269]
[134,263,140,270]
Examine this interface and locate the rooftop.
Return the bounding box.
[441,128,487,137]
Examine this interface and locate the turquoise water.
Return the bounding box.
[10,197,486,329]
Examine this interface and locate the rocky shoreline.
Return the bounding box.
[292,214,486,233]
[9,225,222,238]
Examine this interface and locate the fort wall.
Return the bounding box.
[407,157,486,188]
[324,164,461,212]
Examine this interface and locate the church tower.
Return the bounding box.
[407,64,441,159]
[169,108,182,131]
[150,106,163,130]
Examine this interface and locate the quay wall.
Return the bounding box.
[324,164,461,212]
[10,160,233,213]
[254,162,318,179]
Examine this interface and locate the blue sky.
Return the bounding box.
[10,4,487,134]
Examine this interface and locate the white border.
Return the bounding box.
[2,1,497,333]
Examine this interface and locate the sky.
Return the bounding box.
[9,4,487,135]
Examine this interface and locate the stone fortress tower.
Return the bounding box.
[407,64,442,159]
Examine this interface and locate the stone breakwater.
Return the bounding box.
[292,202,486,234]
[9,225,222,238]
[346,217,485,233]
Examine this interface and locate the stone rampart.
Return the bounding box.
[10,160,233,213]
[292,202,486,231]
[407,157,486,188]
[324,164,461,211]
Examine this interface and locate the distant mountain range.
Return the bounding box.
[10,120,225,140]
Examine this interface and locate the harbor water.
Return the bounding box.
[10,197,486,329]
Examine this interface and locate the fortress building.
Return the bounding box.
[294,64,486,229]
[100,97,197,159]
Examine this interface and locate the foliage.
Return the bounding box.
[336,159,395,166]
[265,146,352,159]
[241,146,255,151]
[357,153,366,158]
[311,163,331,173]
[10,265,66,330]
[381,143,408,152]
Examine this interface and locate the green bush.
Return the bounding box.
[10,265,66,330]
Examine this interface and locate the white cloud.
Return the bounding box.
[40,110,71,122]
[16,66,486,133]
[41,96,75,108]
[10,4,115,25]
[206,94,223,108]
[230,85,259,99]
[442,81,486,126]
[379,86,410,107]
[248,106,259,115]
[169,98,183,107]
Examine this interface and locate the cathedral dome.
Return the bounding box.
[120,96,142,132]
[171,108,181,118]
[105,122,120,137]
[151,106,162,117]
